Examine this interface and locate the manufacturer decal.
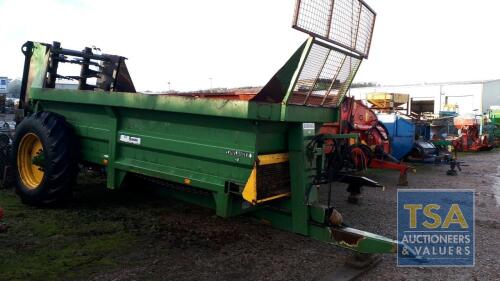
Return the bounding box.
[302,123,315,130]
[119,134,142,145]
[226,149,253,162]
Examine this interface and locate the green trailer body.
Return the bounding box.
[12,0,399,255]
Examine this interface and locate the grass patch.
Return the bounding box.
[0,177,142,281]
[0,172,222,281]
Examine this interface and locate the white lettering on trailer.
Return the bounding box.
[303,123,315,130]
[119,134,142,145]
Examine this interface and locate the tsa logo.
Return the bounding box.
[397,189,474,267]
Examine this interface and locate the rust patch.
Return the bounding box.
[390,243,398,253]
[331,227,364,246]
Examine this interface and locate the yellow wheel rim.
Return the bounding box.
[17,133,45,189]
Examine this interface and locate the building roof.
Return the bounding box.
[366,79,500,88]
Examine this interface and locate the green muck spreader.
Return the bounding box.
[7,0,398,254]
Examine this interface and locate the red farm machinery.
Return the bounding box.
[320,96,413,188]
[452,115,494,152]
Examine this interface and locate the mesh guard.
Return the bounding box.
[288,40,362,107]
[242,153,291,205]
[293,0,376,58]
[252,0,376,108]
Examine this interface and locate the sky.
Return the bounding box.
[1,0,500,92]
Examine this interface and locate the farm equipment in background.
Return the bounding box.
[0,0,404,256]
[0,207,6,233]
[0,120,15,188]
[375,114,415,161]
[406,139,453,163]
[488,107,500,146]
[0,95,6,113]
[366,92,410,115]
[366,93,416,162]
[320,96,413,186]
[452,115,494,152]
[367,93,456,164]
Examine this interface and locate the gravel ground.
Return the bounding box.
[90,150,499,281]
[351,150,500,281]
[1,150,499,281]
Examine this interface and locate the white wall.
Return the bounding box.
[482,80,500,113]
[348,82,484,115]
[440,83,483,114]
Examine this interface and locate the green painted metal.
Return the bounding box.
[432,140,452,150]
[20,40,399,254]
[287,123,310,235]
[31,88,338,123]
[253,38,312,105]
[251,207,396,253]
[27,43,49,90]
[281,38,314,105]
[255,37,362,108]
[489,109,500,140]
[490,109,500,125]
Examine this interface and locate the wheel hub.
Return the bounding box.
[17,133,45,189]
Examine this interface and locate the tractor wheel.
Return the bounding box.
[13,112,78,206]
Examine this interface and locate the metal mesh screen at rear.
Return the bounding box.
[288,42,361,107]
[293,0,376,58]
[256,162,290,200]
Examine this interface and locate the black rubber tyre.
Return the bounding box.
[13,112,78,206]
